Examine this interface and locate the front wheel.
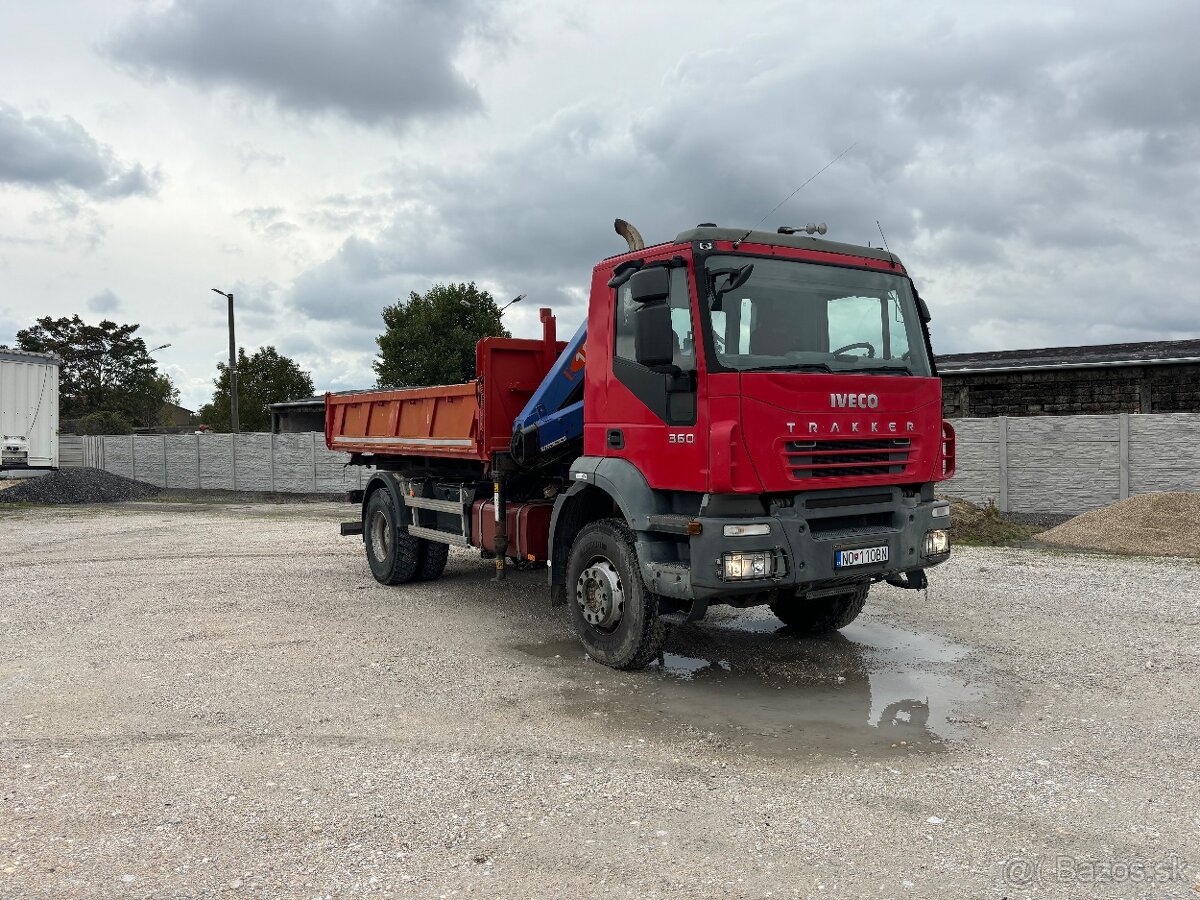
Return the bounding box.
[566,519,667,670]
[770,583,869,633]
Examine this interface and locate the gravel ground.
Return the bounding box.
[1,503,1198,899]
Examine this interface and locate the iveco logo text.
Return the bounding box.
[830,392,879,409]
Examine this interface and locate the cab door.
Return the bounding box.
[601,260,709,492]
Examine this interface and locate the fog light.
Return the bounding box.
[723,523,771,537]
[923,528,950,557]
[723,551,774,580]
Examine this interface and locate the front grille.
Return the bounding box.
[784,437,911,480]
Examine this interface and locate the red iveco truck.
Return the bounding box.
[327,221,955,669]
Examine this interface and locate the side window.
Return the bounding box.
[615,284,637,362]
[610,263,697,427]
[887,292,911,359]
[614,266,695,369]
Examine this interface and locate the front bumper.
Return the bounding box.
[641,490,950,602]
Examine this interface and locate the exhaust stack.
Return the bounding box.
[614,218,645,252]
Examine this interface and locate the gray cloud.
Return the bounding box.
[0,104,158,199]
[237,206,299,239]
[107,0,487,129]
[86,289,122,313]
[284,1,1200,360]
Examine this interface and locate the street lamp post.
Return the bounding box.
[499,293,526,313]
[211,289,239,433]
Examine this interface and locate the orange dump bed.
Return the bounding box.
[326,333,566,465]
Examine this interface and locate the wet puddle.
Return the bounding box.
[518,612,995,758]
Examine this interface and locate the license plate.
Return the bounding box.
[835,545,889,568]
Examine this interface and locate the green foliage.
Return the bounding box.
[15,315,178,426]
[78,411,134,435]
[198,346,315,432]
[375,282,510,387]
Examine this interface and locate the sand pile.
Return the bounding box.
[1037,492,1200,558]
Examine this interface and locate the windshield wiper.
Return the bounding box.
[848,364,913,375]
[740,362,834,373]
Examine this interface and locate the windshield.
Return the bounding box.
[702,254,932,376]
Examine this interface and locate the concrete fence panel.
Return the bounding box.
[164,435,201,489]
[1006,415,1122,514]
[233,433,273,491]
[1129,413,1200,494]
[199,435,235,490]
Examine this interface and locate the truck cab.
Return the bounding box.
[546,225,953,666]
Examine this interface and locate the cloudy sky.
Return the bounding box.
[1,0,1196,409]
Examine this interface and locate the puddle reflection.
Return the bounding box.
[518,614,993,758]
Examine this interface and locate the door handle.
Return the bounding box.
[607,429,625,449]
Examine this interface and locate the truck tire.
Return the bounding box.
[414,540,449,581]
[364,490,419,585]
[566,518,667,670]
[770,583,869,633]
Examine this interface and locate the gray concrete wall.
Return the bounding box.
[83,432,370,494]
[939,412,1200,513]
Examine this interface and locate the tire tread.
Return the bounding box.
[770,583,869,633]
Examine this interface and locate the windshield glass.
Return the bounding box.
[702,254,932,376]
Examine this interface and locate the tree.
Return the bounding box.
[78,411,134,435]
[375,282,510,387]
[199,346,314,432]
[15,315,178,426]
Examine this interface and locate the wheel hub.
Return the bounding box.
[576,560,624,630]
[370,509,391,560]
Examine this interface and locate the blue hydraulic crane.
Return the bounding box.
[510,318,587,467]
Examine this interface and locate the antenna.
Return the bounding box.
[733,141,858,248]
[876,220,892,254]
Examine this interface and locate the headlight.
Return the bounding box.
[723,523,771,537]
[723,551,775,580]
[923,529,950,557]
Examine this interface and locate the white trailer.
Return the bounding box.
[0,349,60,470]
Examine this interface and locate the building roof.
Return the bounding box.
[0,348,60,365]
[268,389,384,412]
[938,339,1200,374]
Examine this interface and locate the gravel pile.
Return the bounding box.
[1038,491,1200,557]
[943,496,1046,545]
[1,467,161,504]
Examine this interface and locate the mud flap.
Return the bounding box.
[660,596,709,627]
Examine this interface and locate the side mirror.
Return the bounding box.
[634,302,673,368]
[628,267,670,304]
[912,289,931,324]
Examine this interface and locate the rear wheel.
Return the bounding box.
[770,583,869,633]
[567,519,667,670]
[364,490,419,585]
[414,540,449,581]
